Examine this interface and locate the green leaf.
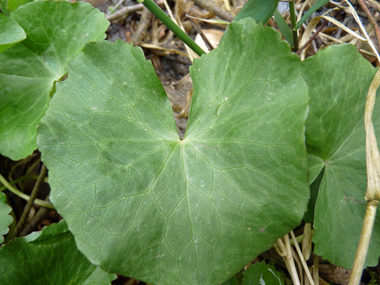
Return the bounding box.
[274,9,293,47]
[295,0,329,30]
[7,0,31,11]
[302,44,380,268]
[0,220,116,284]
[233,0,279,23]
[1,0,11,15]
[0,13,26,53]
[303,167,324,223]
[223,262,284,285]
[38,18,309,284]
[0,1,109,160]
[242,262,284,284]
[0,192,13,244]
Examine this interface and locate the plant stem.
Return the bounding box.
[20,197,51,237]
[289,1,299,51]
[290,230,315,285]
[349,201,378,285]
[12,165,48,239]
[349,62,380,285]
[0,173,54,209]
[137,0,206,57]
[0,175,40,192]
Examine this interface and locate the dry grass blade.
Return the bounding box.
[344,0,380,62]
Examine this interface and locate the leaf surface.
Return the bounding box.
[38,19,309,284]
[0,192,13,244]
[0,220,116,284]
[223,262,284,284]
[0,1,109,160]
[242,262,284,285]
[7,0,31,11]
[233,0,279,23]
[302,44,380,268]
[0,13,26,53]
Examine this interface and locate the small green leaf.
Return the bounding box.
[274,9,293,47]
[233,0,279,23]
[0,220,116,284]
[0,1,109,160]
[38,18,309,284]
[242,262,284,285]
[302,44,380,268]
[295,0,329,30]
[0,192,13,244]
[223,262,284,285]
[0,13,26,53]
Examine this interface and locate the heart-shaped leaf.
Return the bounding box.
[0,220,116,284]
[38,19,309,284]
[302,44,380,268]
[0,1,109,160]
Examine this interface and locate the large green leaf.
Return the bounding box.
[233,0,279,23]
[0,220,116,284]
[0,13,26,53]
[38,18,309,284]
[0,192,13,244]
[302,44,380,268]
[0,1,109,160]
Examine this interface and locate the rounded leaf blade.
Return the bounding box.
[38,19,309,284]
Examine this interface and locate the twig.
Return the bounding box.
[107,4,143,21]
[20,197,51,237]
[296,10,338,55]
[357,0,380,52]
[296,20,328,55]
[132,7,153,46]
[11,165,47,239]
[192,0,235,22]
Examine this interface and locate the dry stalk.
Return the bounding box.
[290,230,315,285]
[348,66,380,285]
[284,234,301,285]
